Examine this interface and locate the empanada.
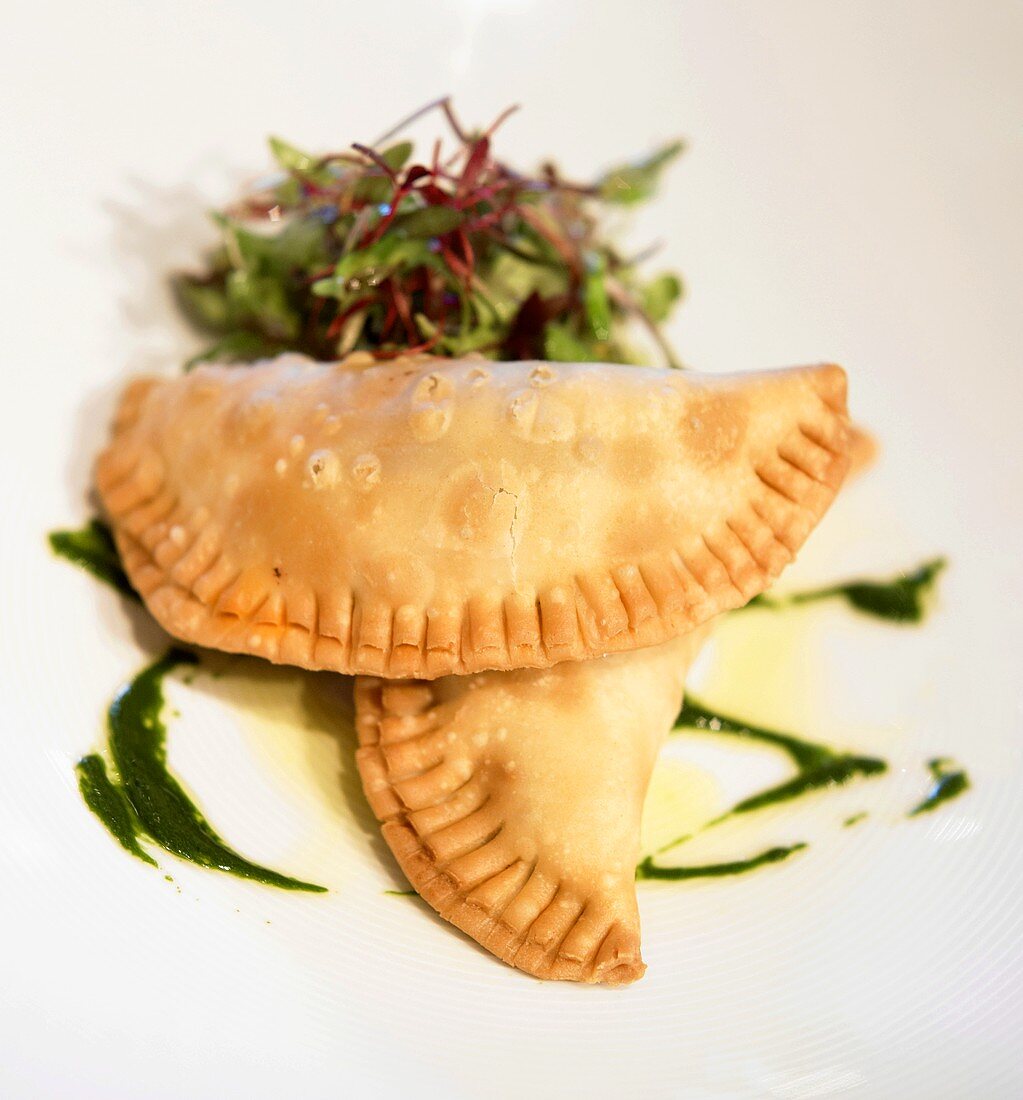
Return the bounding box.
[97,354,851,679]
[355,630,708,985]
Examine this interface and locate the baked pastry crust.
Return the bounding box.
[97,354,850,678]
[355,631,707,984]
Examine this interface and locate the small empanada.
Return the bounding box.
[97,354,851,678]
[355,629,708,984]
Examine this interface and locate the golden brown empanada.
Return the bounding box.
[355,629,708,985]
[97,354,851,679]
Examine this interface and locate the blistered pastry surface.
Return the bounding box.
[97,354,850,678]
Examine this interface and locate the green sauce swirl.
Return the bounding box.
[749,557,947,623]
[77,649,326,892]
[909,757,970,816]
[49,520,137,601]
[636,843,807,881]
[638,699,887,878]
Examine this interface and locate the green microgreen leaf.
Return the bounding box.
[215,214,329,277]
[544,322,598,362]
[395,205,466,238]
[641,272,683,323]
[450,328,503,355]
[380,141,414,172]
[315,236,450,300]
[225,271,300,339]
[583,253,612,341]
[267,136,336,188]
[185,331,274,370]
[352,176,394,205]
[268,218,331,269]
[598,140,685,205]
[269,135,316,173]
[274,175,302,207]
[486,249,567,315]
[173,277,232,333]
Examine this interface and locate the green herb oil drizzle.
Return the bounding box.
[909,757,970,816]
[49,519,138,600]
[75,753,156,866]
[672,698,887,824]
[748,557,947,623]
[77,649,326,892]
[638,699,887,878]
[636,843,807,881]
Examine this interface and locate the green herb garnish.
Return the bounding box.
[79,649,327,892]
[49,519,137,600]
[666,697,886,838]
[908,758,970,817]
[747,557,947,623]
[175,98,684,368]
[637,843,807,882]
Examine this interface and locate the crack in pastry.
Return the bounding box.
[355,631,708,985]
[97,354,852,679]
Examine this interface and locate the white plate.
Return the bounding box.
[2,3,1021,1097]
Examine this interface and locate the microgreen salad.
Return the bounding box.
[174,98,684,368]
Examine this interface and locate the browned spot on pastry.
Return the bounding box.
[680,388,749,468]
[602,491,674,563]
[607,433,667,482]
